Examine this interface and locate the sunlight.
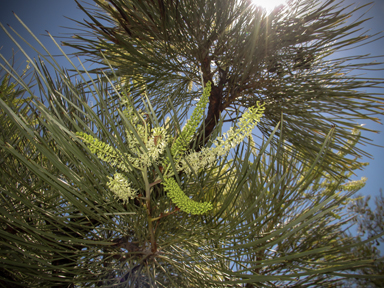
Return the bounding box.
[251,0,287,13]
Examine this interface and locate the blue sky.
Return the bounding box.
[1,0,383,208]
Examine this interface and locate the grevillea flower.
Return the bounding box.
[178,102,265,175]
[140,127,168,166]
[76,132,131,172]
[107,173,138,201]
[76,84,264,215]
[163,177,213,215]
[171,81,211,158]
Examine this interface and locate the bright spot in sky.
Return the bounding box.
[252,0,287,13]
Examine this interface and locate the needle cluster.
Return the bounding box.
[76,82,264,214]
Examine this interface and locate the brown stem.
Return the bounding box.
[196,56,228,148]
[146,200,157,253]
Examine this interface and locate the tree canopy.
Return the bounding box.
[66,0,384,176]
[1,0,384,287]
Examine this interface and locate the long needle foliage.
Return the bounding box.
[1,0,384,287]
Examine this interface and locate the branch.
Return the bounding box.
[143,169,157,253]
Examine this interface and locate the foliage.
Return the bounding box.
[0,0,384,287]
[76,81,264,215]
[351,191,384,242]
[65,0,384,178]
[343,191,384,287]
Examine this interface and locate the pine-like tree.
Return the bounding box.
[1,0,384,287]
[65,0,384,176]
[343,191,384,287]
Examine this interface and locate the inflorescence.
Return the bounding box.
[76,81,265,215]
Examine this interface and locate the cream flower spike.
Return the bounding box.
[178,102,265,175]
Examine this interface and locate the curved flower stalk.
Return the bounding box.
[171,81,211,158]
[163,178,213,215]
[340,177,367,192]
[178,102,265,175]
[76,82,264,214]
[76,132,132,172]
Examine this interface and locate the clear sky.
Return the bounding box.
[1,0,383,207]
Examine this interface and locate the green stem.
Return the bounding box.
[143,168,157,253]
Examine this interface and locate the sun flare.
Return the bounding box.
[252,0,287,13]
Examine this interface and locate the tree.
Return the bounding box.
[343,191,384,287]
[65,0,384,176]
[0,0,383,287]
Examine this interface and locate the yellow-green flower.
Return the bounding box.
[178,102,265,174]
[76,89,264,215]
[163,178,213,215]
[171,81,211,158]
